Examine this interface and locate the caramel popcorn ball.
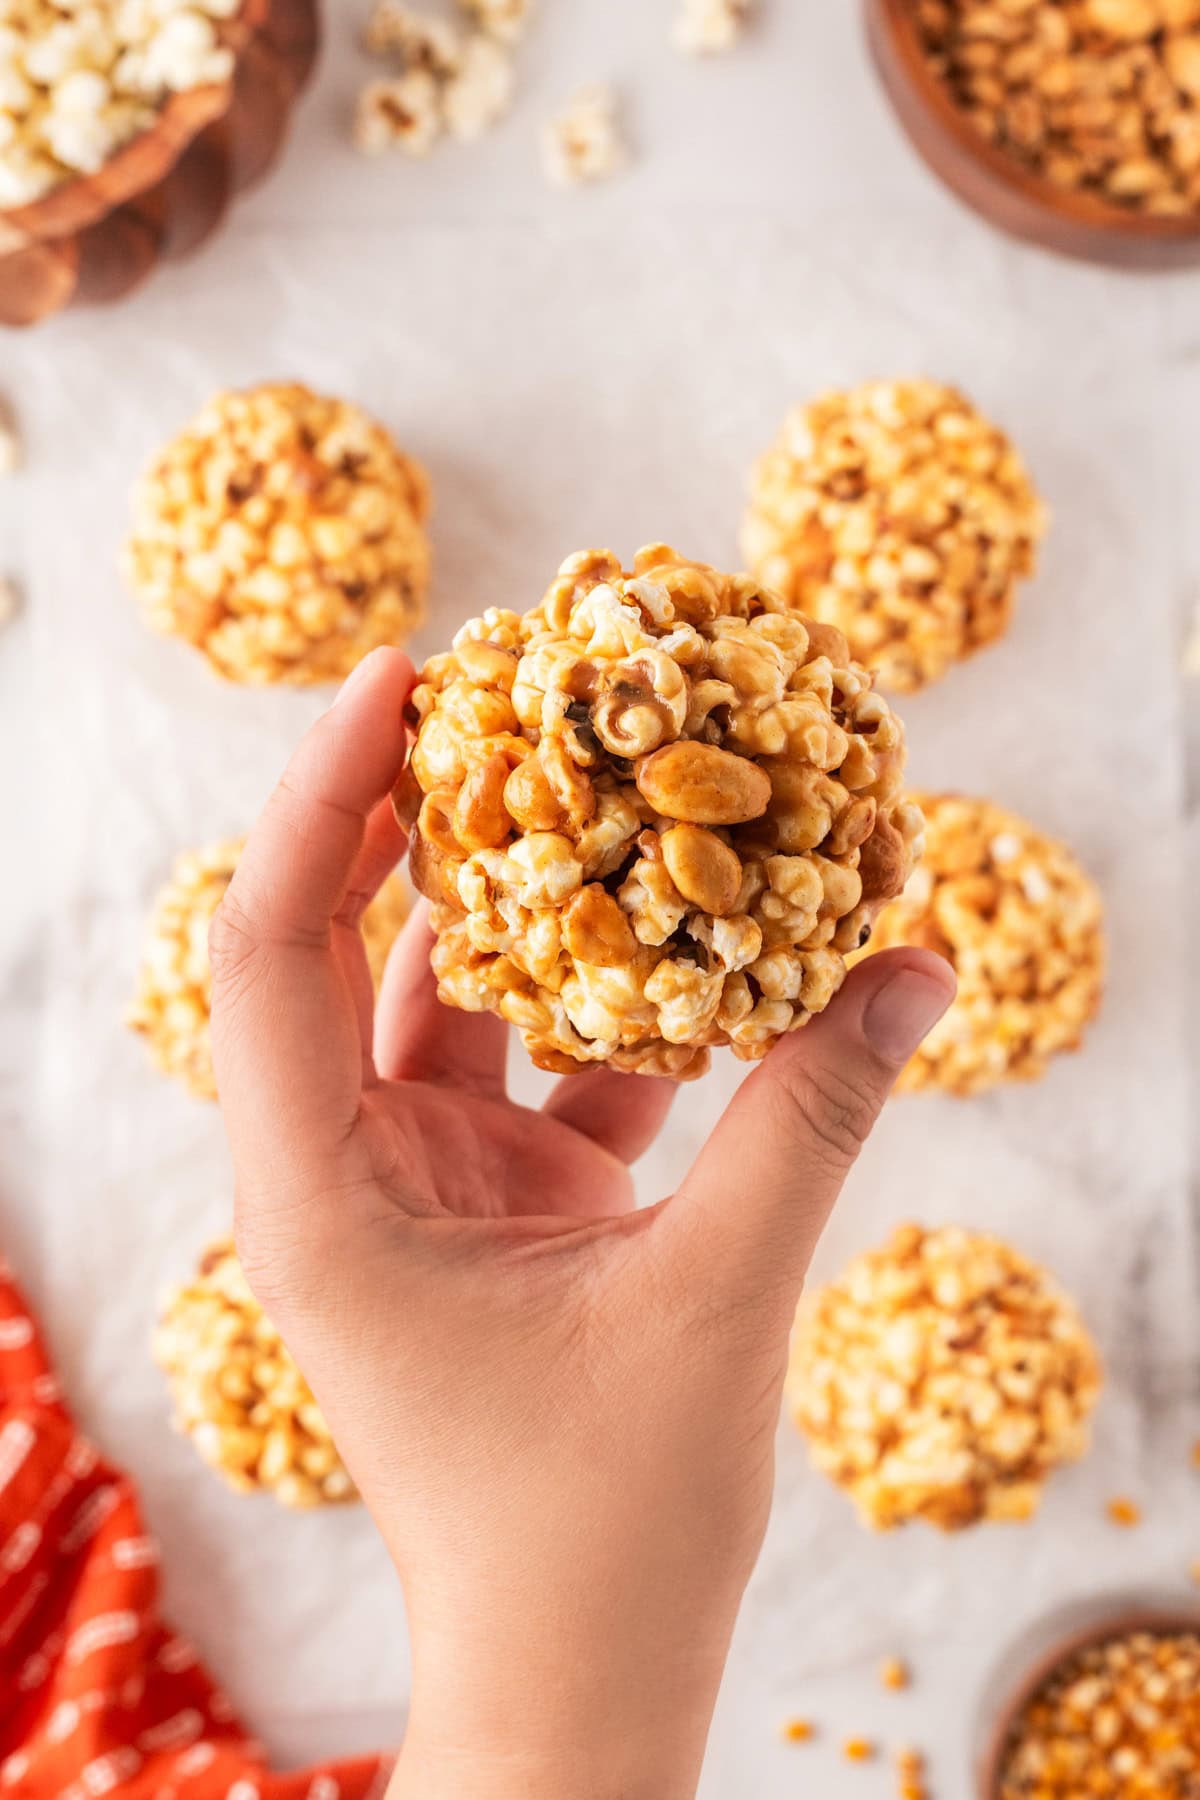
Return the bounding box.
[915,0,1200,217]
[998,1627,1200,1797]
[122,383,431,685]
[861,793,1105,1096]
[541,83,627,185]
[787,1224,1102,1532]
[154,1240,355,1508]
[402,546,923,1080]
[128,836,409,1099]
[673,0,753,54]
[0,0,237,208]
[742,380,1047,693]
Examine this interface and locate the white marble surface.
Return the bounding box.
[2,2,1199,1794]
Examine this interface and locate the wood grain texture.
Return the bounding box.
[866,0,1200,272]
[0,0,319,327]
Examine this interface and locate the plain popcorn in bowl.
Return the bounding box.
[122,382,431,685]
[400,545,924,1080]
[127,837,409,1100]
[742,379,1048,693]
[154,1240,356,1509]
[859,793,1106,1097]
[787,1224,1103,1532]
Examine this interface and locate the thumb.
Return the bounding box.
[671,949,955,1316]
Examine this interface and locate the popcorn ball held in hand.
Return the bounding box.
[123,382,431,685]
[155,1240,355,1509]
[787,1224,1102,1532]
[400,546,924,1079]
[742,379,1047,693]
[859,793,1105,1097]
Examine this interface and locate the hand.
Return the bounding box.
[210,647,954,1800]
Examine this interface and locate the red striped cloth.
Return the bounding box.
[0,1260,392,1800]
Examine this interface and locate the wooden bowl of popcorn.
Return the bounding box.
[976,1597,1200,1796]
[866,0,1200,269]
[0,0,319,328]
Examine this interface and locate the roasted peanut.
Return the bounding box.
[635,741,771,825]
[561,884,639,967]
[660,825,742,915]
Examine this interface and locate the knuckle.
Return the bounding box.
[207,887,262,993]
[767,1054,882,1173]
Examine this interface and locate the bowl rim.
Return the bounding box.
[976,1595,1200,1797]
[872,0,1200,246]
[0,0,270,246]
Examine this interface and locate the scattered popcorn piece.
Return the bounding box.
[354,69,444,155]
[0,396,18,474]
[1189,1558,1200,1586]
[674,0,752,55]
[0,576,20,629]
[1184,598,1200,675]
[781,1718,814,1744]
[1192,1439,1200,1467]
[443,33,514,140]
[880,1657,911,1691]
[1107,1496,1142,1527]
[788,1224,1103,1532]
[459,0,534,43]
[362,1,463,75]
[843,1737,875,1762]
[542,83,627,187]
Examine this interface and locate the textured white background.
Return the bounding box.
[1,1,1199,1793]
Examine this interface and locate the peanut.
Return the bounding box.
[635,741,771,825]
[660,825,742,916]
[561,885,639,967]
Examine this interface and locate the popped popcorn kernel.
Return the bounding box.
[155,1241,356,1508]
[407,545,922,1079]
[743,379,1046,693]
[787,1224,1102,1532]
[674,0,753,55]
[122,383,431,685]
[542,83,627,186]
[859,793,1105,1097]
[128,836,409,1099]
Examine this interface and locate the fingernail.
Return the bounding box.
[862,968,954,1066]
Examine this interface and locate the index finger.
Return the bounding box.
[210,647,416,1197]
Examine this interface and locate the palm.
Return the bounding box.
[362,1077,639,1224]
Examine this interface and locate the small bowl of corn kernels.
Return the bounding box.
[866,0,1200,269]
[976,1594,1200,1796]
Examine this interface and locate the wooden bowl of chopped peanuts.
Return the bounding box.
[0,0,319,328]
[866,0,1200,270]
[976,1595,1200,1795]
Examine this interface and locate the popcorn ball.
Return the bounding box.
[787,1224,1103,1532]
[998,1626,1200,1798]
[742,380,1047,693]
[127,836,409,1100]
[401,545,924,1080]
[860,793,1105,1097]
[154,1240,355,1508]
[122,383,431,685]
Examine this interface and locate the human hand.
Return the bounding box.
[210,646,955,1800]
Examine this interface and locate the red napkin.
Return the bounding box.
[0,1258,392,1800]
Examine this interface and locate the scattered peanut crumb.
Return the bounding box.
[781,1717,814,1744]
[541,83,627,186]
[0,576,19,629]
[843,1737,876,1762]
[1106,1496,1142,1527]
[880,1656,910,1691]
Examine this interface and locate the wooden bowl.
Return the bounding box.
[976,1594,1200,1795]
[865,0,1200,271]
[0,0,319,328]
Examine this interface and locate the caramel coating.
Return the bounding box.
[406,545,923,1079]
